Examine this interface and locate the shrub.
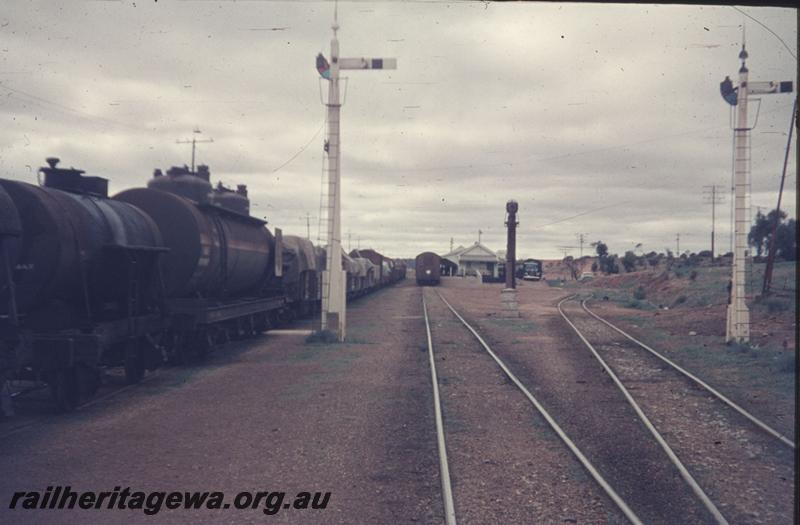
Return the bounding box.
[776,352,796,374]
[765,298,790,313]
[633,285,647,300]
[675,295,687,304]
[622,251,638,273]
[689,270,698,281]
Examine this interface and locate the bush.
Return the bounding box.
[633,285,647,300]
[689,270,698,281]
[675,295,687,305]
[776,352,796,374]
[765,298,790,313]
[622,251,638,273]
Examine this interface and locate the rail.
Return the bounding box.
[581,300,795,449]
[432,290,643,525]
[558,297,729,525]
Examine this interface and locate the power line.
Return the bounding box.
[531,201,631,230]
[730,6,796,60]
[354,102,793,175]
[0,82,142,131]
[270,121,325,174]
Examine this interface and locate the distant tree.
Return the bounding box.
[593,241,608,258]
[665,249,675,271]
[599,254,620,274]
[774,218,797,260]
[647,254,659,271]
[562,255,579,280]
[622,251,637,272]
[749,209,787,257]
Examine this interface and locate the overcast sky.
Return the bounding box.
[0,1,796,259]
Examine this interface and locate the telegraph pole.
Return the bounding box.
[576,233,587,258]
[316,4,396,341]
[762,97,797,294]
[719,38,793,343]
[176,128,214,172]
[703,185,726,260]
[557,246,576,258]
[306,213,311,240]
[676,233,681,255]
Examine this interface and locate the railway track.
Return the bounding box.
[558,297,795,524]
[579,299,795,449]
[422,288,639,524]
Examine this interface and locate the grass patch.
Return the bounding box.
[623,299,655,310]
[305,330,340,344]
[765,298,791,313]
[773,352,796,374]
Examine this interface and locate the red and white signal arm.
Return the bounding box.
[747,81,793,95]
[339,57,397,70]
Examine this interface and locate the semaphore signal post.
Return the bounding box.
[316,6,396,342]
[720,39,792,344]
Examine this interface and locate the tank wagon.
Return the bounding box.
[115,165,285,363]
[0,159,166,410]
[0,158,406,412]
[415,252,441,286]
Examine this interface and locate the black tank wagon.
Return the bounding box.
[415,252,441,286]
[0,157,407,414]
[0,159,167,409]
[114,165,285,362]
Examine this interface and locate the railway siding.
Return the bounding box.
[559,299,795,524]
[422,287,620,524]
[436,279,715,524]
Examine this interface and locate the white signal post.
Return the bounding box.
[721,42,793,344]
[318,9,396,342]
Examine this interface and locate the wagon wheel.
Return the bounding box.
[194,330,212,359]
[124,339,145,384]
[168,333,191,365]
[77,364,100,398]
[51,367,80,413]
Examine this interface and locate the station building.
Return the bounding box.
[442,242,500,278]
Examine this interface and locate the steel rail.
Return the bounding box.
[434,290,643,525]
[422,291,458,525]
[558,297,729,525]
[581,299,795,449]
[581,300,796,448]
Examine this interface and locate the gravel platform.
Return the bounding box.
[0,279,441,524]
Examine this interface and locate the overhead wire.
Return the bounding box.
[269,120,325,174]
[730,6,796,60]
[0,82,143,131]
